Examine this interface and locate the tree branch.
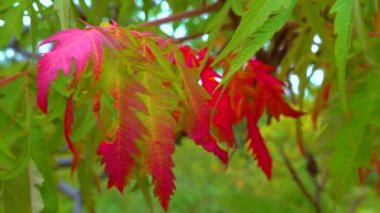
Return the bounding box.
[174,23,234,43]
[306,152,324,212]
[279,147,321,212]
[139,2,223,27]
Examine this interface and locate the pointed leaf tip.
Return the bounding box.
[247,121,272,179]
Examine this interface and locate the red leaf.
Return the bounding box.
[180,46,204,67]
[188,109,229,163]
[97,130,138,192]
[37,26,119,113]
[226,59,302,177]
[229,59,302,123]
[64,93,80,174]
[97,79,148,192]
[246,112,272,179]
[177,52,228,164]
[140,65,179,211]
[148,140,176,212]
[201,63,236,148]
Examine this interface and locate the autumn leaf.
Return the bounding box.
[227,59,302,178]
[178,47,228,164]
[35,21,302,211]
[97,78,148,192]
[97,34,180,211]
[141,70,177,212]
[200,61,236,148]
[229,59,302,122]
[36,26,119,113]
[246,116,272,178]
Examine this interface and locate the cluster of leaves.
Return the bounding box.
[36,21,302,211]
[3,0,380,212]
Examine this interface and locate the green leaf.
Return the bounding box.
[1,172,32,213]
[54,0,70,29]
[229,0,246,16]
[77,135,98,212]
[323,73,380,198]
[300,1,326,39]
[213,0,283,65]
[0,135,30,180]
[0,0,17,12]
[204,1,231,52]
[204,1,231,33]
[28,161,45,213]
[220,0,296,85]
[137,176,154,213]
[117,0,135,25]
[331,0,353,112]
[143,0,154,22]
[0,2,25,47]
[30,126,58,213]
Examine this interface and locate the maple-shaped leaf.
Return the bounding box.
[37,26,119,113]
[97,78,148,192]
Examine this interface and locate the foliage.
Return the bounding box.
[1,0,380,212]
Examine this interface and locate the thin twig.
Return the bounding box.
[306,152,323,212]
[175,32,205,43]
[139,2,223,27]
[312,177,322,211]
[279,147,321,212]
[59,180,83,213]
